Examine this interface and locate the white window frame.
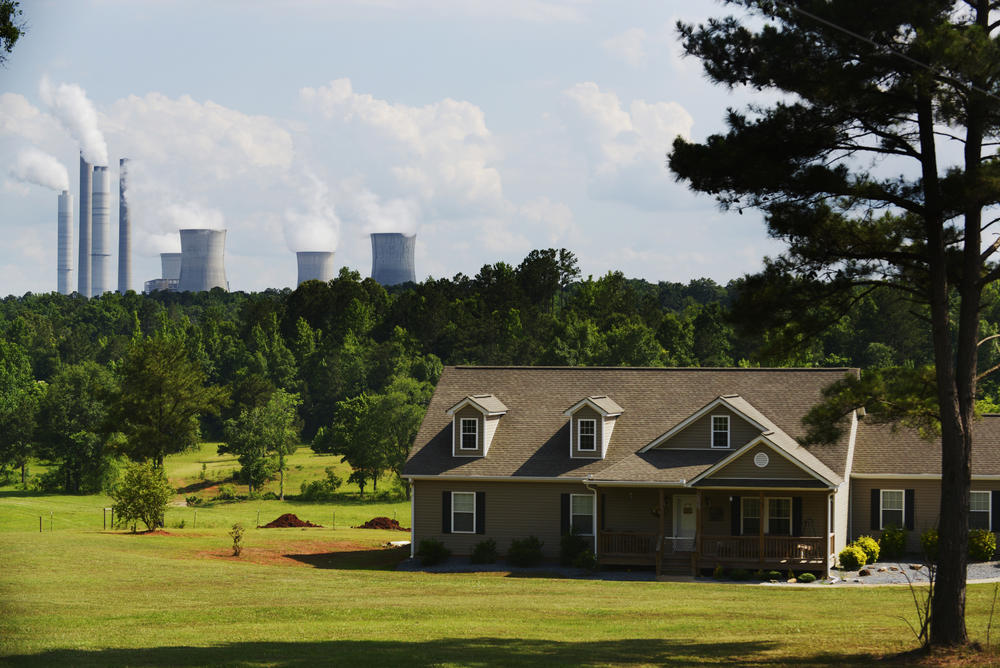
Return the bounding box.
[451,491,476,533]
[766,497,792,536]
[971,490,991,531]
[570,493,595,536]
[710,415,730,449]
[459,418,479,451]
[880,489,904,529]
[577,419,597,452]
[741,497,761,536]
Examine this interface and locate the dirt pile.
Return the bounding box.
[263,513,322,528]
[353,517,410,531]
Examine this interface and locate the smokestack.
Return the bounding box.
[118,158,131,294]
[296,251,335,286]
[90,165,111,296]
[57,191,74,295]
[160,253,182,281]
[78,154,91,297]
[370,233,416,286]
[178,229,228,292]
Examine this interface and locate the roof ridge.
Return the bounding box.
[451,365,859,372]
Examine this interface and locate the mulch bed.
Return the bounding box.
[262,513,323,528]
[353,517,410,531]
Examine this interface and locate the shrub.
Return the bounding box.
[730,568,750,581]
[572,549,598,571]
[229,523,245,556]
[920,528,939,562]
[879,526,907,560]
[507,536,544,567]
[559,532,590,567]
[214,483,238,501]
[185,494,203,506]
[969,528,997,562]
[470,539,499,564]
[838,544,867,570]
[299,467,344,501]
[712,564,726,580]
[767,570,782,580]
[854,535,880,564]
[798,572,817,583]
[111,461,174,532]
[753,569,767,581]
[416,539,451,566]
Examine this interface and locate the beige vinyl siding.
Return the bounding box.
[412,479,593,557]
[602,415,616,455]
[656,407,761,450]
[709,444,815,481]
[571,405,603,459]
[452,406,484,457]
[599,487,665,534]
[483,415,501,454]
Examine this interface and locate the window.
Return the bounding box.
[971,491,991,531]
[570,494,595,535]
[578,419,596,451]
[711,415,730,448]
[881,489,904,529]
[452,491,475,533]
[767,497,792,535]
[741,497,760,535]
[460,418,478,450]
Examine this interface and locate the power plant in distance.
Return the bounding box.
[370,232,415,285]
[144,231,228,293]
[296,251,335,286]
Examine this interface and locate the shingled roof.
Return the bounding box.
[852,416,1000,476]
[403,366,859,481]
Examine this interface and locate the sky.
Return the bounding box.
[0,0,788,296]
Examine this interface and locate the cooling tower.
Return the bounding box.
[178,229,228,292]
[91,165,111,296]
[117,158,131,295]
[160,253,182,280]
[78,155,92,297]
[296,251,335,286]
[57,191,74,295]
[370,233,416,285]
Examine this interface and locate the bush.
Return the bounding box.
[730,568,750,581]
[712,564,726,580]
[229,522,245,556]
[798,572,817,583]
[854,535,880,563]
[969,528,997,562]
[416,539,451,566]
[572,549,598,571]
[767,570,782,580]
[559,532,590,567]
[879,526,907,559]
[507,536,544,567]
[111,461,174,532]
[185,494,203,506]
[920,528,939,562]
[214,483,238,501]
[838,544,867,570]
[753,569,767,581]
[299,467,344,501]
[470,539,499,564]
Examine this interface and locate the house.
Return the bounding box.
[402,366,1000,576]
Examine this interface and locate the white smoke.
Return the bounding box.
[10,147,69,192]
[163,202,225,231]
[331,179,419,236]
[283,172,341,252]
[38,77,108,166]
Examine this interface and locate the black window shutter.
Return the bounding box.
[993,491,1000,532]
[731,496,741,536]
[870,489,880,530]
[442,491,451,534]
[905,489,915,530]
[475,491,485,534]
[600,493,606,531]
[792,497,803,537]
[561,493,570,535]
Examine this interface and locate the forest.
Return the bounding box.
[4,247,1000,498]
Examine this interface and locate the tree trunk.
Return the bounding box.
[20,461,26,484]
[279,467,284,501]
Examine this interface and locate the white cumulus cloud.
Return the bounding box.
[602,28,647,68]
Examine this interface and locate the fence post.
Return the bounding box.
[103,507,106,530]
[193,509,197,529]
[50,511,53,532]
[39,516,42,533]
[256,509,260,528]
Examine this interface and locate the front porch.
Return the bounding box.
[595,488,835,576]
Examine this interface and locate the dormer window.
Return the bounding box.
[712,415,730,448]
[578,419,596,451]
[460,418,478,450]
[563,395,623,459]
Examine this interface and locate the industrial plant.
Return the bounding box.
[296,251,335,286]
[370,232,416,285]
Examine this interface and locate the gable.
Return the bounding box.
[653,406,761,450]
[707,443,816,481]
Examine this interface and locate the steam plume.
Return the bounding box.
[38,77,108,166]
[283,173,340,251]
[11,148,70,191]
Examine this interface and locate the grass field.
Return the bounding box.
[2,448,999,666]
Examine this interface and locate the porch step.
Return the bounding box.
[659,553,693,576]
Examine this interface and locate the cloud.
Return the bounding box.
[0,93,65,147]
[283,172,341,251]
[38,77,108,166]
[10,148,70,192]
[519,196,575,243]
[602,28,647,68]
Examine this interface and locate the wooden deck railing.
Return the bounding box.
[598,531,657,556]
[699,535,827,561]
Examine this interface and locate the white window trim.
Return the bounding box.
[741,496,760,536]
[710,414,730,449]
[880,489,905,530]
[971,490,991,530]
[451,491,476,533]
[459,418,479,451]
[577,419,597,452]
[570,493,595,536]
[766,496,792,536]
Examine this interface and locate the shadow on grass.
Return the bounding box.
[1,637,879,667]
[175,479,217,494]
[284,545,410,570]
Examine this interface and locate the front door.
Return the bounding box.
[674,495,697,551]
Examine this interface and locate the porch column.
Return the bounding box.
[655,488,665,576]
[759,491,765,568]
[695,489,703,575]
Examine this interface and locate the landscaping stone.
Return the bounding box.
[889,566,899,571]
[910,564,923,570]
[858,569,871,576]
[877,567,887,572]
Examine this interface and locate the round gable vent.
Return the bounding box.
[754,452,769,468]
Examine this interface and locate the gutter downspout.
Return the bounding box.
[408,478,415,559]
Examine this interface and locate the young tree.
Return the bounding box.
[0,340,40,484]
[221,389,301,499]
[111,460,174,532]
[670,0,1000,646]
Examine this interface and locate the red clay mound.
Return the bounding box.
[263,513,322,528]
[353,516,410,531]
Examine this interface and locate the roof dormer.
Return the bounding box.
[563,395,623,459]
[446,394,508,457]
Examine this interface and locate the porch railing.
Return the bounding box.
[598,532,696,556]
[699,535,827,562]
